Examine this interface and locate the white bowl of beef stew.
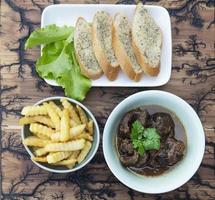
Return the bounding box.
[103,90,205,193]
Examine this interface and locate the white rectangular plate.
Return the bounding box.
[41,4,172,87]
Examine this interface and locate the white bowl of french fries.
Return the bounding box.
[20,96,100,173]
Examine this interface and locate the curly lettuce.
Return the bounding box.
[25,24,91,101]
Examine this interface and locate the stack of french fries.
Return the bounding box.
[19,98,94,169]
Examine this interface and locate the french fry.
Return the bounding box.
[50,126,89,142]
[19,117,36,125]
[60,109,70,142]
[87,120,94,135]
[77,141,92,164]
[30,123,54,138]
[34,147,48,156]
[23,136,51,147]
[49,101,63,118]
[45,139,85,152]
[32,116,55,129]
[53,158,77,166]
[70,119,78,127]
[76,133,93,141]
[51,124,86,142]
[36,134,50,140]
[70,124,86,138]
[19,116,55,129]
[76,105,88,124]
[66,151,80,169]
[70,151,80,159]
[47,152,71,163]
[61,98,81,124]
[44,102,60,131]
[50,132,61,142]
[21,105,48,116]
[32,156,47,162]
[66,162,76,169]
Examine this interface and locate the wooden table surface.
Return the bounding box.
[0,0,214,199]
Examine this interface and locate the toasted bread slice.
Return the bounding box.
[74,17,103,80]
[132,4,162,76]
[113,13,143,81]
[92,11,119,81]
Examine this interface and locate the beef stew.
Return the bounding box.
[117,106,186,176]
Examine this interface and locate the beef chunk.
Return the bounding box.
[119,108,150,138]
[153,137,185,167]
[118,139,139,167]
[135,152,149,168]
[151,112,175,141]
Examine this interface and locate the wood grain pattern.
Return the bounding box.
[0,0,215,199]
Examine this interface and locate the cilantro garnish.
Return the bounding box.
[131,120,160,155]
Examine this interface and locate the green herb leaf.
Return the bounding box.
[131,120,144,140]
[132,139,145,155]
[138,145,145,155]
[25,24,74,49]
[130,120,160,155]
[143,128,160,150]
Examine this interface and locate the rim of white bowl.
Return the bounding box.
[21,96,100,173]
[103,90,205,193]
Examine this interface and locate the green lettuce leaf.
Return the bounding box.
[36,41,71,79]
[37,40,66,65]
[25,24,74,49]
[36,33,91,101]
[57,44,91,101]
